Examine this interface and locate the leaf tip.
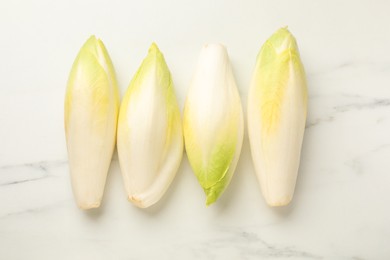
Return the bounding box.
[149,42,161,54]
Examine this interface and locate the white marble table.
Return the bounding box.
[1,0,389,259]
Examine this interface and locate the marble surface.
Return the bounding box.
[1,0,390,259]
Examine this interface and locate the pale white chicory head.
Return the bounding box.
[184,44,244,206]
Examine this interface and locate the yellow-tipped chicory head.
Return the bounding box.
[64,36,119,209]
[65,35,119,133]
[247,28,308,207]
[117,43,183,208]
[253,27,307,134]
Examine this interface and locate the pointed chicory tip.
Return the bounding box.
[275,26,292,37]
[149,42,161,54]
[204,183,225,206]
[267,27,298,52]
[198,43,230,66]
[204,43,226,49]
[147,42,166,65]
[79,35,102,58]
[205,192,217,206]
[82,35,108,57]
[202,43,228,55]
[84,35,98,48]
[88,34,97,40]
